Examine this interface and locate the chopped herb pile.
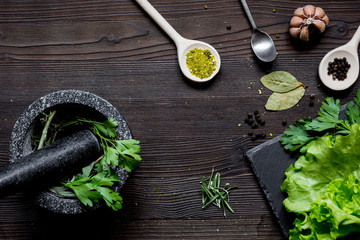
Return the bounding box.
[35,113,142,211]
[201,168,237,217]
[280,89,360,239]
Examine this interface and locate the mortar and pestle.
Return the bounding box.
[6,90,132,214]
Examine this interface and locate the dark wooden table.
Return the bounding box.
[0,0,359,239]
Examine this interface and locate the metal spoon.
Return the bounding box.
[135,0,221,82]
[240,0,276,62]
[318,26,360,91]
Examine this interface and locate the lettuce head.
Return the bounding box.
[281,124,360,239]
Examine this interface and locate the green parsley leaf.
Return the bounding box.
[65,177,100,207]
[97,187,123,211]
[346,90,360,124]
[100,147,119,168]
[81,162,95,178]
[280,118,318,153]
[306,97,343,132]
[116,139,142,172]
[92,119,118,138]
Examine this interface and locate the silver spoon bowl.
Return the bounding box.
[240,0,276,62]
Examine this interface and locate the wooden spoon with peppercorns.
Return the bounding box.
[318,26,360,91]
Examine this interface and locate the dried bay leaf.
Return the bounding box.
[261,71,303,93]
[265,86,305,111]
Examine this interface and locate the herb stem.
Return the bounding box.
[38,110,56,150]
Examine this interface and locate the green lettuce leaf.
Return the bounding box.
[282,124,360,213]
[288,169,360,240]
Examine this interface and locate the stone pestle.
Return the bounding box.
[0,130,101,197]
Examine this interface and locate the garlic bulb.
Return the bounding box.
[289,5,329,41]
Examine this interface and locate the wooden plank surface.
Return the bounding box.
[0,0,359,239]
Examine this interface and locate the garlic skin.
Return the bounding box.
[290,27,301,38]
[289,5,329,41]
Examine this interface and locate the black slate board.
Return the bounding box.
[246,105,348,238]
[246,135,295,238]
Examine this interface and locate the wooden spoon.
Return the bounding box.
[135,0,221,82]
[318,26,360,91]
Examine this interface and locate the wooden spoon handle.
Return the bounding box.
[348,25,360,49]
[135,0,184,44]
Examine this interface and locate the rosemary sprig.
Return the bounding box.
[201,168,237,217]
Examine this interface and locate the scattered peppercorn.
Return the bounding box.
[327,57,351,81]
[309,101,314,107]
[226,25,232,30]
[243,110,268,140]
[282,120,287,126]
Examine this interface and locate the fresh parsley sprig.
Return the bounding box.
[64,169,123,211]
[280,89,360,154]
[201,168,237,217]
[63,118,142,173]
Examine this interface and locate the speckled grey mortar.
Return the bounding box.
[9,90,131,214]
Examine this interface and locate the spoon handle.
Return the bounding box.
[348,25,360,49]
[135,0,184,44]
[240,0,257,30]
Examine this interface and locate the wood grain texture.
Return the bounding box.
[0,0,359,239]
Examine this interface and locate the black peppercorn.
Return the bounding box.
[328,57,350,81]
[282,120,287,126]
